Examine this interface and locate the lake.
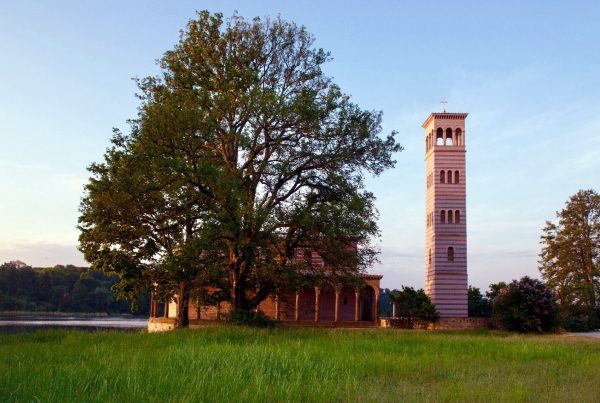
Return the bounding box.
[0,316,148,333]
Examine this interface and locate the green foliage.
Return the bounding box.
[0,262,149,314]
[2,328,600,402]
[378,288,394,317]
[559,305,600,332]
[388,286,439,322]
[486,281,507,302]
[78,10,401,324]
[539,189,600,330]
[492,276,559,333]
[468,286,492,317]
[227,309,276,328]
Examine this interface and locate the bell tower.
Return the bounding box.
[423,111,468,317]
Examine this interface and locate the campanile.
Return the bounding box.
[423,111,468,317]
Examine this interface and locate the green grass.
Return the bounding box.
[1,327,599,402]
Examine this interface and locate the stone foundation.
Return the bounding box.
[148,317,177,333]
[380,316,489,330]
[428,317,489,330]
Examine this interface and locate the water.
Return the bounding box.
[0,316,148,334]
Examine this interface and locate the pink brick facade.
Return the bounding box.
[149,276,381,330]
[423,112,468,317]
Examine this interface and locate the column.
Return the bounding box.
[334,287,340,322]
[314,287,320,322]
[164,299,169,318]
[354,289,360,322]
[373,290,379,323]
[295,291,300,321]
[150,293,155,317]
[275,296,280,321]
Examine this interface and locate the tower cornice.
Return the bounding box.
[422,112,468,128]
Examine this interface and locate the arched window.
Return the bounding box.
[455,128,462,145]
[440,210,446,224]
[426,137,429,152]
[447,247,454,262]
[440,170,445,183]
[455,210,460,224]
[429,249,432,264]
[436,128,444,145]
[445,128,453,145]
[455,170,460,184]
[447,170,452,184]
[448,210,453,223]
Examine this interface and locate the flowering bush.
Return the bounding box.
[492,276,559,333]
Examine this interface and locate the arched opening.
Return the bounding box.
[448,210,453,223]
[339,286,357,321]
[436,128,444,145]
[425,137,429,152]
[455,210,460,224]
[447,247,454,262]
[445,128,453,145]
[447,170,452,184]
[360,286,375,321]
[298,287,316,321]
[455,170,460,184]
[318,286,336,321]
[440,210,446,224]
[440,170,445,183]
[455,128,462,145]
[428,248,432,264]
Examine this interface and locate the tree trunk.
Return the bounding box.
[176,281,189,328]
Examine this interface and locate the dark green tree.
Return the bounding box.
[539,189,600,328]
[78,11,401,326]
[468,285,491,317]
[486,281,507,302]
[388,286,438,322]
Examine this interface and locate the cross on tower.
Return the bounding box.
[440,98,448,113]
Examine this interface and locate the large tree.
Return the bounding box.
[78,11,401,326]
[539,189,600,313]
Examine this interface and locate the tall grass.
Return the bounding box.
[1,327,599,402]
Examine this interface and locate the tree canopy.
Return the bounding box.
[539,190,599,311]
[388,286,438,322]
[78,11,401,326]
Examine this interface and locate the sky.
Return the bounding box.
[1,1,599,291]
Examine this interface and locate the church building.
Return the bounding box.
[148,109,470,331]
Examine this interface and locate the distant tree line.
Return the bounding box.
[0,261,149,315]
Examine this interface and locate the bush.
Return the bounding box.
[228,309,276,328]
[560,305,600,332]
[390,286,439,322]
[468,286,492,317]
[492,276,558,333]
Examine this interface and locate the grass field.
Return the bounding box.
[1,327,599,402]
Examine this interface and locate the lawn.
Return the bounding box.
[1,327,599,402]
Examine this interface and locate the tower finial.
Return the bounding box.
[440,98,448,113]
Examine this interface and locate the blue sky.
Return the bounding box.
[1,1,598,291]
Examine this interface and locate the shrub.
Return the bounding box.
[560,305,600,332]
[228,309,276,328]
[468,286,492,317]
[492,276,559,333]
[389,286,439,323]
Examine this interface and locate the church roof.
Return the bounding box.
[422,112,468,128]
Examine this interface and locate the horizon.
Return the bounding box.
[1,1,599,291]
